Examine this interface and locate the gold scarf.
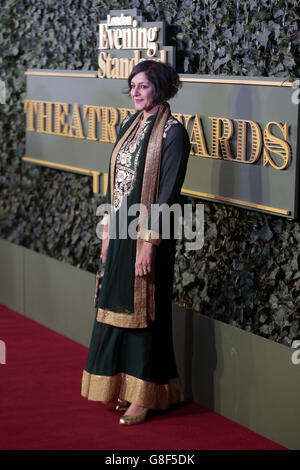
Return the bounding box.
[97,102,171,328]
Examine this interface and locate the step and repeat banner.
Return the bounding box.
[23,9,299,219]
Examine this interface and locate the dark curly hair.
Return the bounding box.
[127,60,181,104]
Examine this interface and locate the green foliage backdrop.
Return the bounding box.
[0,0,299,346]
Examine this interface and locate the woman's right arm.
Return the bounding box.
[101,221,110,265]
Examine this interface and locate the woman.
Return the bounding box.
[81,60,190,425]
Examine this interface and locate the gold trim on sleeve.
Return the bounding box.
[143,229,162,246]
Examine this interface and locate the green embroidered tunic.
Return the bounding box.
[98,112,190,319]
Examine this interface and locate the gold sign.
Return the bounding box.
[23,6,299,218]
[24,99,291,171]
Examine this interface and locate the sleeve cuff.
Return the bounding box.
[142,229,162,246]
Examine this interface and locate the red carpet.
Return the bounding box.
[0,304,286,451]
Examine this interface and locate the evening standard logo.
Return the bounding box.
[97,8,174,78]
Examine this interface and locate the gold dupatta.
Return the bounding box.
[97,102,171,328]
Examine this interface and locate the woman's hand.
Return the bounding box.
[135,241,155,278]
[101,224,110,265]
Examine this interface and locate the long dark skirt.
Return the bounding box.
[81,240,184,410]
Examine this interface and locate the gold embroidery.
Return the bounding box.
[113,119,151,211]
[109,113,144,208]
[81,369,184,410]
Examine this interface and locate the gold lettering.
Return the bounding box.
[190,115,210,157]
[37,101,47,133]
[24,99,39,131]
[98,52,107,78]
[235,119,262,164]
[25,99,292,176]
[37,101,53,134]
[68,103,84,139]
[46,102,53,133]
[209,117,234,159]
[100,107,118,143]
[83,105,101,141]
[263,121,291,170]
[54,102,69,136]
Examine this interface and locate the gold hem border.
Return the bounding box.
[81,370,184,410]
[97,308,148,328]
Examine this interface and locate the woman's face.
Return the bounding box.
[130,71,156,113]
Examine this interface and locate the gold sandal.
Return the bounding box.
[119,409,148,425]
[115,399,130,412]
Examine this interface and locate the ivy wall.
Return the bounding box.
[0,0,299,346]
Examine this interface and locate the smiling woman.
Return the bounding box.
[81,60,191,426]
[128,60,182,107]
[130,72,157,113]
